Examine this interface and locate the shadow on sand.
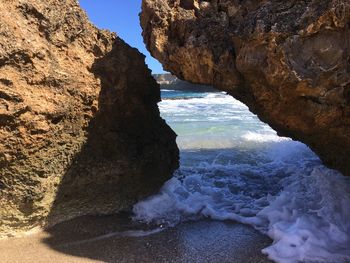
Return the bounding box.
[42,213,273,263]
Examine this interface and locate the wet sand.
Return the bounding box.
[0,214,273,263]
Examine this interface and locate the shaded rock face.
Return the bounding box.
[141,0,350,175]
[0,0,179,236]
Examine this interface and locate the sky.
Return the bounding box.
[79,0,165,73]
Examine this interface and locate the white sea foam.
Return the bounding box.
[242,131,290,143]
[133,143,350,263]
[258,167,350,263]
[133,91,350,263]
[159,92,248,117]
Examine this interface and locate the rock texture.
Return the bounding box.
[0,0,179,237]
[141,0,350,175]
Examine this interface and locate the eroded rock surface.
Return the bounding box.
[0,0,178,236]
[141,0,350,175]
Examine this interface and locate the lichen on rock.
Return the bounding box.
[141,0,350,175]
[0,0,179,237]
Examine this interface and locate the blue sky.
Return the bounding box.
[79,0,165,73]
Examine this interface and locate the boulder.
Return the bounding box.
[0,0,179,237]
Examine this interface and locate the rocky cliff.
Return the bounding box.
[141,0,350,175]
[0,0,178,237]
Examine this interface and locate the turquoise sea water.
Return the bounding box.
[134,90,350,263]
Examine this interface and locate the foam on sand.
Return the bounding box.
[133,140,350,263]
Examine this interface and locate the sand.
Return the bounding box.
[0,214,273,263]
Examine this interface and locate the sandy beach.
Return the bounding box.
[0,214,272,263]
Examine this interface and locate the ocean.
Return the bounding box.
[133,90,350,263]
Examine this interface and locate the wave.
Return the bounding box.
[159,93,254,124]
[133,140,350,263]
[160,92,242,104]
[162,96,205,100]
[242,131,290,143]
[134,89,350,262]
[258,167,350,263]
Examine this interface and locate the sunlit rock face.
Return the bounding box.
[141,0,350,175]
[0,0,179,236]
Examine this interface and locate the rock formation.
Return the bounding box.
[154,73,178,85]
[0,0,179,237]
[141,0,350,175]
[154,73,218,91]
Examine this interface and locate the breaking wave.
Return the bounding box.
[133,91,350,263]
